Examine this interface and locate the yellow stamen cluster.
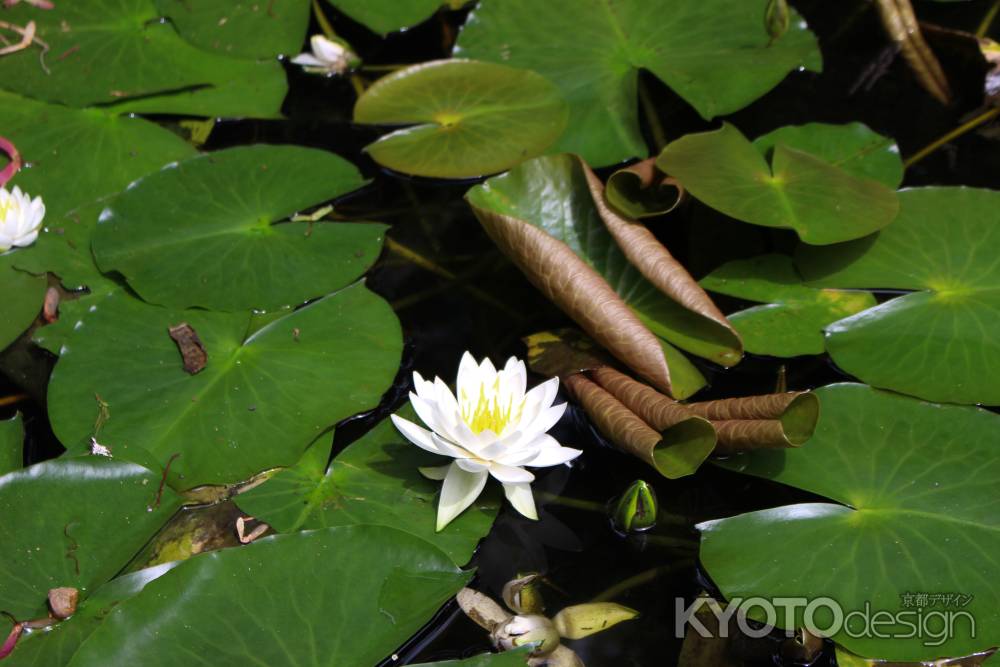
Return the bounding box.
[462,380,521,434]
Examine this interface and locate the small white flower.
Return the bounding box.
[392,352,582,531]
[0,185,44,252]
[290,35,355,76]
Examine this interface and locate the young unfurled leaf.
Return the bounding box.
[604,159,684,220]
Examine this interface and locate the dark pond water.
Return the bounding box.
[2,0,999,664]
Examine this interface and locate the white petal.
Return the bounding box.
[391,414,463,458]
[455,457,489,473]
[503,482,538,520]
[518,402,567,442]
[412,371,436,402]
[419,464,451,481]
[456,351,480,405]
[437,462,488,531]
[13,229,38,247]
[488,462,534,484]
[290,53,324,67]
[526,443,582,468]
[311,34,345,63]
[519,377,559,427]
[431,433,476,459]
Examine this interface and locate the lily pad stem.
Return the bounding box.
[978,0,1000,38]
[904,106,1000,168]
[637,77,667,152]
[591,561,693,602]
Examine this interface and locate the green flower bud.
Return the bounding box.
[764,0,790,43]
[610,480,658,534]
[503,572,545,614]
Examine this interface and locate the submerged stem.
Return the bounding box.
[904,106,1000,168]
[591,562,694,602]
[637,77,668,152]
[978,0,1000,38]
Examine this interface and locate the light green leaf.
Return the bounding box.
[0,413,24,475]
[65,526,471,667]
[154,0,311,58]
[412,650,532,667]
[92,145,384,311]
[355,60,568,179]
[796,187,1000,405]
[455,0,821,166]
[702,383,1000,661]
[236,407,500,566]
[0,0,286,118]
[700,254,876,356]
[327,0,446,35]
[0,458,181,620]
[751,122,904,188]
[658,123,900,245]
[47,283,402,488]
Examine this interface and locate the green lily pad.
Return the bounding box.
[700,254,876,357]
[92,145,384,311]
[0,458,181,620]
[0,262,45,353]
[0,413,23,475]
[154,0,311,58]
[236,407,500,566]
[47,282,402,488]
[796,187,1000,405]
[467,154,738,386]
[413,651,532,667]
[751,122,904,189]
[354,60,568,179]
[455,0,821,166]
[701,384,1000,661]
[0,92,196,224]
[657,123,900,245]
[4,562,180,666]
[0,1,286,118]
[327,0,449,35]
[65,526,471,667]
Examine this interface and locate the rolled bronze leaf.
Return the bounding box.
[582,163,743,367]
[713,420,796,455]
[564,373,715,479]
[604,157,684,219]
[471,204,674,394]
[589,366,693,430]
[688,392,819,450]
[875,0,952,104]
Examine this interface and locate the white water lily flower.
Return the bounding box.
[290,35,354,75]
[0,185,44,252]
[392,353,582,531]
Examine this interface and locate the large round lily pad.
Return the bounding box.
[0,413,23,476]
[327,0,450,35]
[47,283,402,488]
[355,60,568,178]
[658,123,900,245]
[0,458,181,620]
[237,407,500,566]
[65,526,470,667]
[92,145,384,312]
[455,0,821,166]
[796,187,1000,405]
[700,254,876,357]
[701,384,1000,661]
[0,0,286,118]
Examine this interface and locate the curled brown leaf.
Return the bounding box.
[874,0,951,104]
[604,157,684,219]
[473,205,674,393]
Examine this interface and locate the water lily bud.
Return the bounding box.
[491,614,561,656]
[502,572,545,614]
[610,480,657,533]
[552,602,639,640]
[764,0,790,42]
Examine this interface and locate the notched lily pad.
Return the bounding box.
[92,145,385,312]
[154,0,311,58]
[797,187,1000,405]
[455,0,822,166]
[703,384,1000,661]
[701,254,877,357]
[658,123,900,245]
[355,59,568,178]
[236,407,499,567]
[47,283,402,488]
